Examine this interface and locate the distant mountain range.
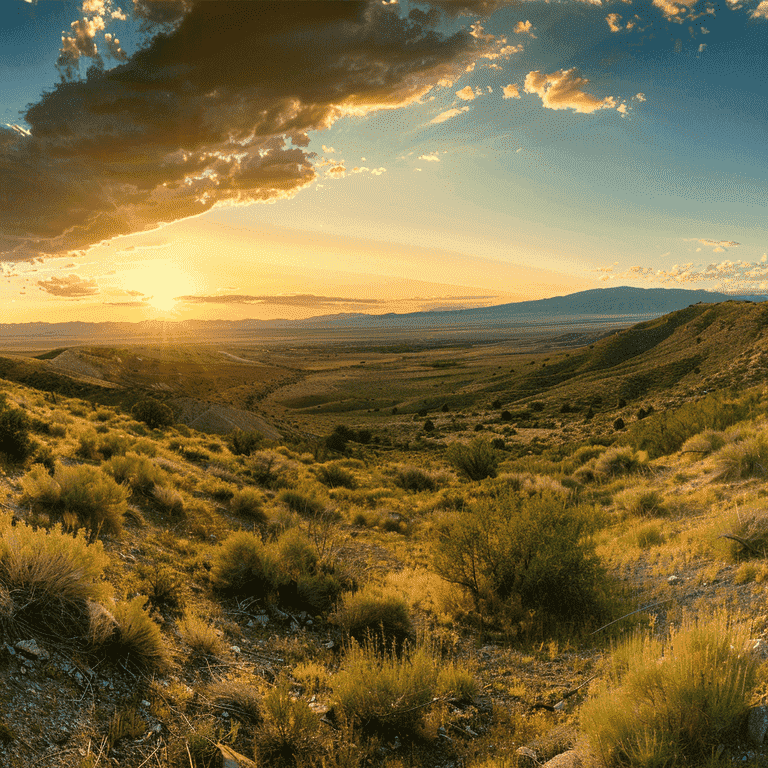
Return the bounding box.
[1,287,765,347]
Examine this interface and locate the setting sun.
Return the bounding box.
[122,260,198,314]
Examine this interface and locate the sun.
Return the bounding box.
[122,259,197,314]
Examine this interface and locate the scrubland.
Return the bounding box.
[2,311,768,767]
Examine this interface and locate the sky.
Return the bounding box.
[0,0,767,324]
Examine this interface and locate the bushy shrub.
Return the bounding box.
[211,531,279,595]
[613,486,667,518]
[719,509,768,561]
[330,584,413,649]
[103,597,169,671]
[229,487,267,525]
[137,563,185,612]
[0,513,110,638]
[246,451,289,490]
[227,428,264,456]
[103,452,168,495]
[393,465,441,493]
[0,404,32,462]
[253,680,326,768]
[680,428,726,457]
[434,490,606,630]
[177,612,225,658]
[278,487,326,518]
[20,462,128,535]
[446,437,499,481]
[592,446,647,480]
[334,641,476,735]
[714,432,768,481]
[205,679,261,724]
[152,484,186,516]
[131,398,174,429]
[315,463,357,489]
[581,612,761,767]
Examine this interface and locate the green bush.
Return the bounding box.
[20,462,128,535]
[434,490,606,630]
[334,641,475,736]
[131,398,174,430]
[315,463,357,489]
[0,404,32,462]
[0,512,110,639]
[103,452,168,495]
[330,583,413,649]
[278,487,325,518]
[227,428,264,456]
[446,437,499,481]
[211,531,279,595]
[581,612,761,767]
[393,465,440,492]
[253,680,326,768]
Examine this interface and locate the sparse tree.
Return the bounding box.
[131,398,174,430]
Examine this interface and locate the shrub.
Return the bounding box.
[434,490,606,630]
[719,509,768,561]
[446,437,499,481]
[635,523,665,548]
[681,429,726,457]
[229,487,267,525]
[137,563,185,612]
[205,679,261,724]
[177,612,225,658]
[393,465,440,493]
[334,641,475,736]
[246,451,288,490]
[581,612,761,767]
[211,531,279,595]
[96,432,131,459]
[0,404,32,462]
[227,428,264,456]
[278,487,326,518]
[315,463,357,489]
[131,398,174,430]
[103,596,170,672]
[20,462,128,535]
[152,484,186,516]
[330,584,413,649]
[253,680,326,768]
[74,429,100,460]
[714,433,768,481]
[592,446,647,480]
[103,452,168,495]
[0,513,110,638]
[613,487,667,518]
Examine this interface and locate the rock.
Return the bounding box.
[253,615,269,627]
[667,575,680,584]
[15,639,49,661]
[218,743,257,768]
[747,706,768,745]
[515,746,541,766]
[541,750,582,768]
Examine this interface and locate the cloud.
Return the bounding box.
[617,103,628,114]
[606,13,623,31]
[753,1,768,17]
[524,69,618,114]
[103,33,127,61]
[697,238,740,248]
[2,1,508,263]
[513,20,535,36]
[502,83,520,99]
[652,0,700,22]
[57,15,106,78]
[419,153,441,162]
[456,85,477,101]
[178,293,382,308]
[635,92,647,101]
[322,145,336,153]
[326,165,347,177]
[430,106,472,123]
[37,274,99,297]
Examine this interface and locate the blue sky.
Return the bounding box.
[1,0,766,322]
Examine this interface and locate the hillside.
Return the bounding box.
[2,302,768,767]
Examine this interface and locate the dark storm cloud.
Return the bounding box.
[177,294,382,308]
[1,0,505,263]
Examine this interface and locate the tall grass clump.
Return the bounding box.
[0,512,110,639]
[278,486,326,518]
[581,612,761,767]
[393,465,442,492]
[210,531,279,595]
[20,462,128,535]
[713,432,768,481]
[434,490,607,631]
[330,583,413,649]
[0,402,32,462]
[229,487,267,525]
[446,437,499,481]
[102,596,170,672]
[613,486,667,518]
[334,641,476,736]
[314,462,357,489]
[103,452,169,495]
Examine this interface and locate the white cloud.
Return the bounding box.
[524,68,617,114]
[752,0,768,16]
[698,43,707,52]
[371,167,386,175]
[502,83,520,99]
[322,145,336,153]
[456,85,477,101]
[429,106,472,124]
[513,20,536,36]
[617,103,628,114]
[419,153,441,162]
[635,93,647,101]
[606,13,623,31]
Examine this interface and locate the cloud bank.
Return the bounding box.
[1,0,508,263]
